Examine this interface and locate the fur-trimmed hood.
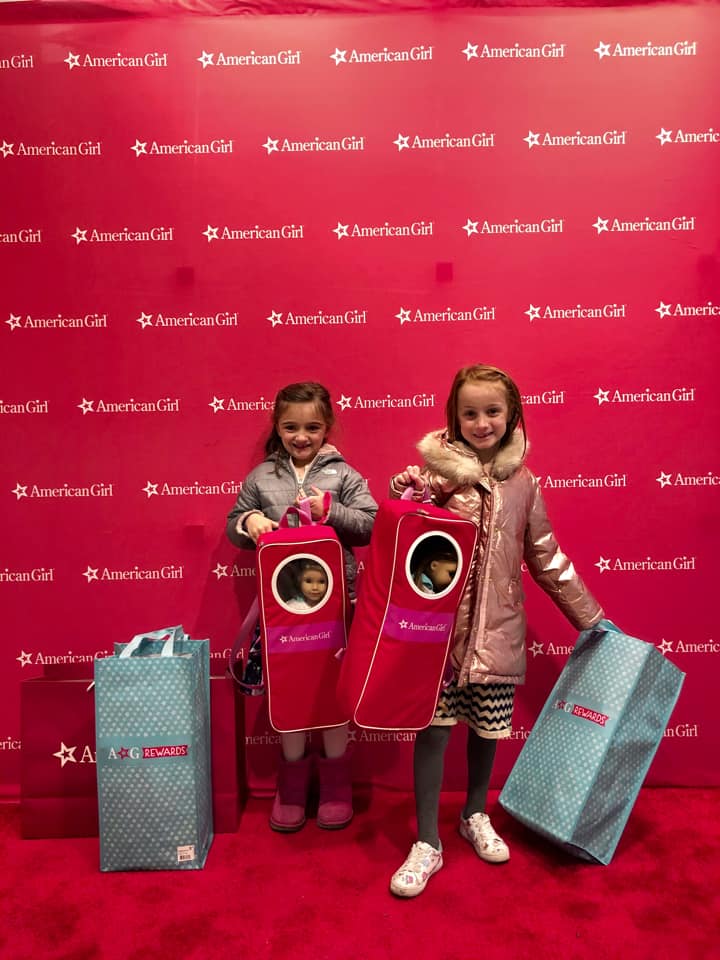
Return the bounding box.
[417,428,528,486]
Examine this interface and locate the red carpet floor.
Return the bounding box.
[2,788,718,960]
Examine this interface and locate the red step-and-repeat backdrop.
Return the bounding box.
[1,1,718,798]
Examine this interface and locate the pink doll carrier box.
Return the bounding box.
[339,495,478,730]
[256,523,350,733]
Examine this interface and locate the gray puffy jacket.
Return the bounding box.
[226,444,377,597]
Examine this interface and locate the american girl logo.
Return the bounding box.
[555,699,609,727]
[0,54,35,69]
[266,623,343,653]
[384,606,455,644]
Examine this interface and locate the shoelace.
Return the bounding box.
[403,844,434,873]
[469,817,503,846]
[406,849,427,871]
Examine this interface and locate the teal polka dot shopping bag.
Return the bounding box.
[94,626,213,872]
[499,621,684,864]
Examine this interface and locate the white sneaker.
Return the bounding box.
[390,841,443,898]
[459,813,510,863]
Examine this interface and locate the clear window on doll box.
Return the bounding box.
[272,554,333,615]
[407,533,461,599]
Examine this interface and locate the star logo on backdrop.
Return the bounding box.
[333,222,349,239]
[594,41,611,59]
[529,640,545,657]
[142,481,159,498]
[16,651,33,667]
[83,566,99,583]
[462,218,479,237]
[197,51,214,68]
[330,48,347,66]
[203,224,219,243]
[656,471,673,489]
[594,388,610,405]
[398,620,409,630]
[655,301,671,318]
[524,131,540,149]
[12,483,28,500]
[136,312,153,328]
[64,52,81,69]
[130,139,147,157]
[593,217,609,234]
[1,140,14,158]
[462,42,478,60]
[267,310,283,327]
[657,638,674,656]
[525,304,541,322]
[118,747,130,760]
[393,134,410,151]
[53,743,77,767]
[212,563,228,579]
[396,308,411,325]
[78,398,94,414]
[337,395,353,411]
[6,313,22,331]
[656,128,673,146]
[347,727,358,744]
[71,227,88,244]
[262,137,279,155]
[209,396,225,413]
[595,556,611,573]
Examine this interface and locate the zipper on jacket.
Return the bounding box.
[459,483,497,686]
[288,456,318,499]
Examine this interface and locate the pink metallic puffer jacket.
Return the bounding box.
[395,429,603,687]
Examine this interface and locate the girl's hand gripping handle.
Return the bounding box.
[244,513,279,543]
[393,465,427,502]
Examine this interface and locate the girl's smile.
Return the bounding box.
[277,402,329,466]
[456,382,509,462]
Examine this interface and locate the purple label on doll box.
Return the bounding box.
[266,621,345,654]
[383,604,455,644]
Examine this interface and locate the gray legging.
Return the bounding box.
[414,725,497,849]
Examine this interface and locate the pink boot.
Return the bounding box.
[316,751,353,830]
[270,755,312,833]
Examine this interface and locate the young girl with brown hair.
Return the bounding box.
[227,381,377,832]
[389,364,603,897]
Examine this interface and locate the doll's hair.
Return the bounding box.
[411,536,458,585]
[265,381,335,459]
[297,558,326,579]
[444,364,527,453]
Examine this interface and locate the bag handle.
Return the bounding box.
[120,625,184,659]
[278,492,332,528]
[400,484,432,505]
[279,499,313,527]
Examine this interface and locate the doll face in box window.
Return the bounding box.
[274,555,332,613]
[298,566,328,606]
[408,534,461,598]
[425,558,458,592]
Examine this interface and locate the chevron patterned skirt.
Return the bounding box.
[431,680,515,739]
